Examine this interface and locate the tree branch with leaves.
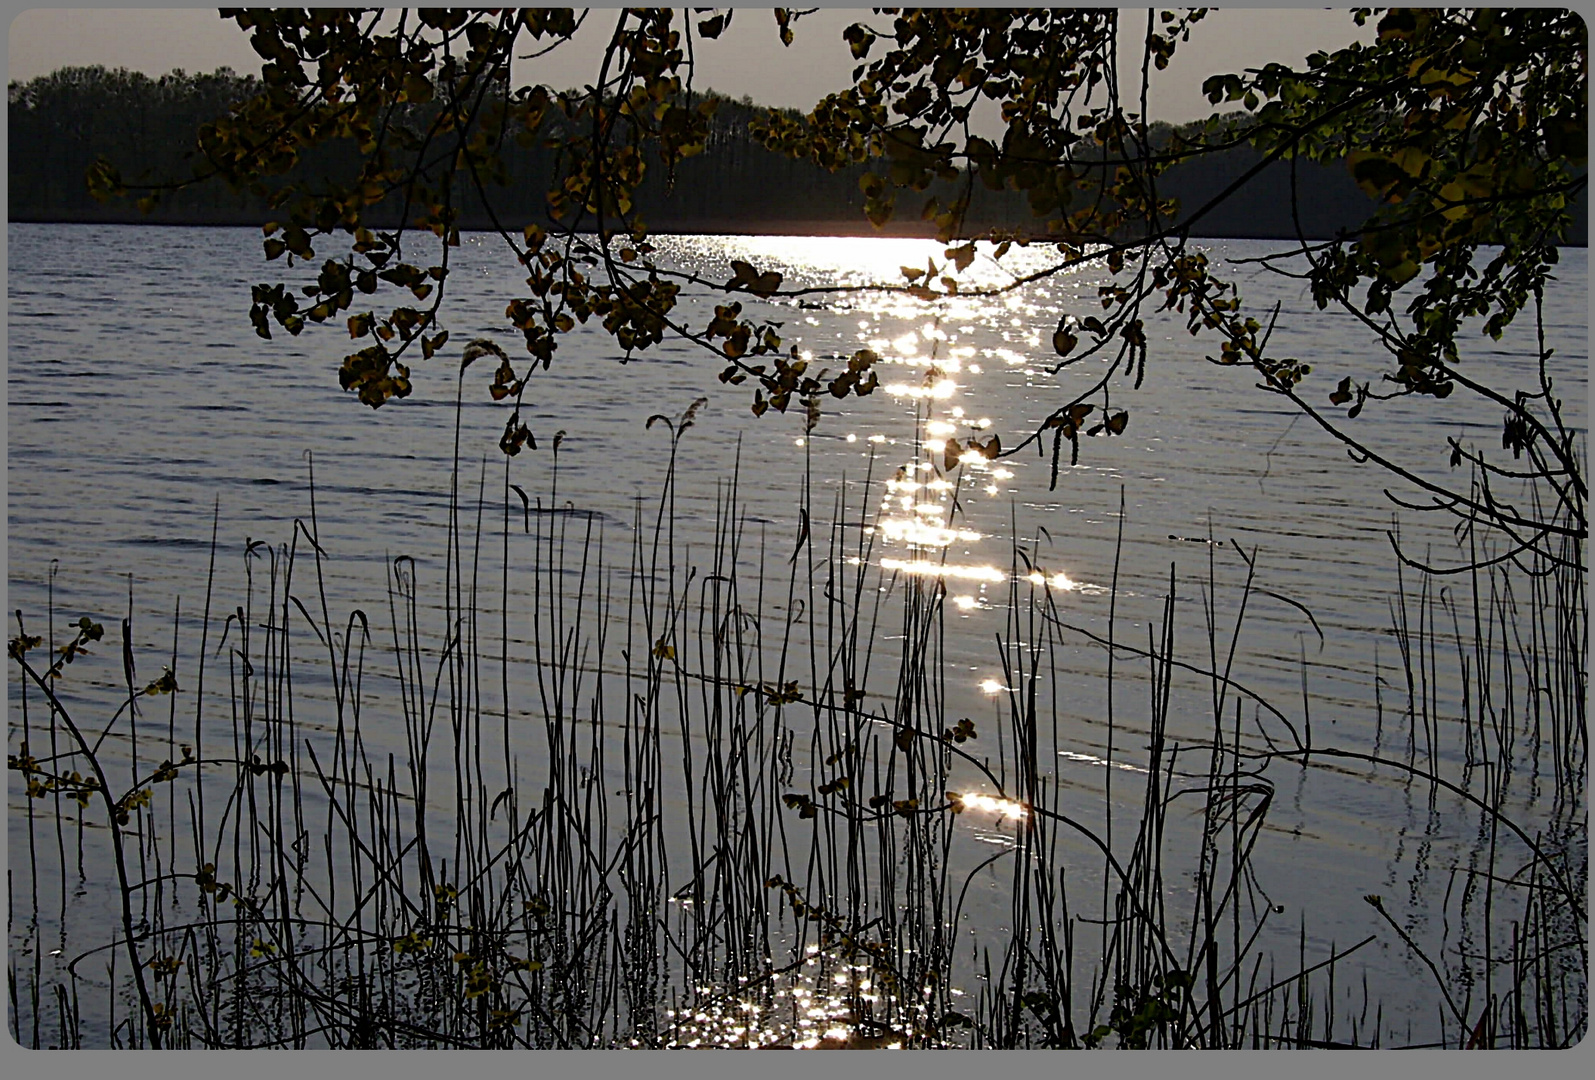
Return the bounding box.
[90,7,1586,571]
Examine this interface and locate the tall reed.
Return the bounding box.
[7,423,1585,1048]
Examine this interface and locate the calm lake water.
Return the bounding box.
[7,223,1587,1044]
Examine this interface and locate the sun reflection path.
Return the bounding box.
[656,950,942,1049]
[951,791,1029,820]
[883,378,957,399]
[877,519,982,547]
[1025,569,1082,591]
[881,558,1004,583]
[673,233,1132,751]
[876,557,1099,595]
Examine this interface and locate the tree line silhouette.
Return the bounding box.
[6,63,1468,241]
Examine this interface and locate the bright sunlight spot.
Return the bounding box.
[952,792,1028,820]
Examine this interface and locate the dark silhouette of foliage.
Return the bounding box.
[74,7,1587,569]
[9,65,264,220]
[10,67,1387,234]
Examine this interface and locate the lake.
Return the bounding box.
[7,223,1587,1047]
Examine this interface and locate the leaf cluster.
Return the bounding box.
[90,8,1586,567]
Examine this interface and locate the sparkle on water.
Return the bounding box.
[881,558,1005,583]
[953,792,1029,820]
[12,226,1576,1047]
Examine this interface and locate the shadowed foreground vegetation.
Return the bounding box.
[7,410,1585,1048]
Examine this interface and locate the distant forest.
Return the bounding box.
[8,65,1587,243]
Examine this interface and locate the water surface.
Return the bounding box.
[7,223,1587,1044]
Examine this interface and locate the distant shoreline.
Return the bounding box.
[9,215,1589,248]
[12,66,1588,248]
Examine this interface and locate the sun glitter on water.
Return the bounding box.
[952,792,1028,820]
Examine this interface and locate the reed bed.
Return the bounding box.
[7,422,1586,1049]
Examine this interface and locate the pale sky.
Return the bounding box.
[7,7,1374,123]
